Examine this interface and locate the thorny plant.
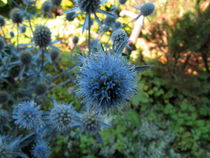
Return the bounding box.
[0,0,155,157]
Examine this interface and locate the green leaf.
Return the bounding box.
[0,0,7,7]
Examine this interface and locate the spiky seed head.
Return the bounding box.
[42,1,53,14]
[10,31,15,38]
[77,52,137,112]
[66,12,75,21]
[19,25,27,33]
[82,112,101,134]
[20,51,32,65]
[140,2,155,16]
[35,83,47,95]
[10,8,24,24]
[33,25,51,48]
[49,103,76,133]
[31,142,50,158]
[77,0,101,13]
[0,15,5,27]
[12,101,42,129]
[0,91,9,104]
[119,0,127,5]
[72,36,79,45]
[0,38,5,51]
[50,49,59,61]
[111,29,128,49]
[51,0,62,6]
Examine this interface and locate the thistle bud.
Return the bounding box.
[77,0,100,13]
[20,51,32,65]
[66,12,75,22]
[51,0,62,6]
[33,25,51,48]
[42,1,53,14]
[35,83,47,95]
[119,0,127,5]
[10,8,24,24]
[140,2,155,16]
[50,49,59,61]
[72,36,79,45]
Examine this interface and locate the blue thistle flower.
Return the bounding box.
[12,101,43,130]
[31,142,50,158]
[77,52,137,112]
[49,102,78,133]
[75,111,111,143]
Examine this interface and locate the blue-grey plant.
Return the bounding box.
[0,15,5,27]
[111,29,128,51]
[42,1,53,15]
[31,141,51,158]
[77,50,137,112]
[0,37,5,51]
[49,102,78,133]
[12,101,43,129]
[10,8,24,24]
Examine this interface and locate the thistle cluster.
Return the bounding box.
[0,0,154,157]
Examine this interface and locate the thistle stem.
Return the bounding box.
[16,24,19,50]
[41,48,45,71]
[88,13,91,54]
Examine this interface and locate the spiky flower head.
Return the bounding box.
[0,91,9,104]
[31,142,50,158]
[20,51,32,65]
[77,0,101,13]
[66,12,75,21]
[10,8,24,24]
[77,52,137,112]
[119,0,127,5]
[111,29,128,50]
[81,112,101,134]
[35,83,47,96]
[0,15,5,27]
[49,103,77,133]
[104,15,116,27]
[73,36,79,45]
[0,37,5,51]
[42,1,53,14]
[33,25,51,48]
[140,2,155,16]
[12,101,43,129]
[51,0,62,6]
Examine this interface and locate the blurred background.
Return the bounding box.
[0,0,209,157]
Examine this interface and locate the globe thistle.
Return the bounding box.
[20,51,32,65]
[51,0,62,6]
[35,83,47,96]
[0,37,5,51]
[0,91,9,104]
[72,36,79,45]
[66,12,75,21]
[10,8,24,24]
[119,0,127,5]
[111,29,128,50]
[49,103,77,133]
[77,52,137,112]
[0,15,5,27]
[33,25,51,48]
[31,142,50,158]
[42,1,53,14]
[140,2,155,16]
[12,101,43,129]
[50,49,59,61]
[77,0,101,13]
